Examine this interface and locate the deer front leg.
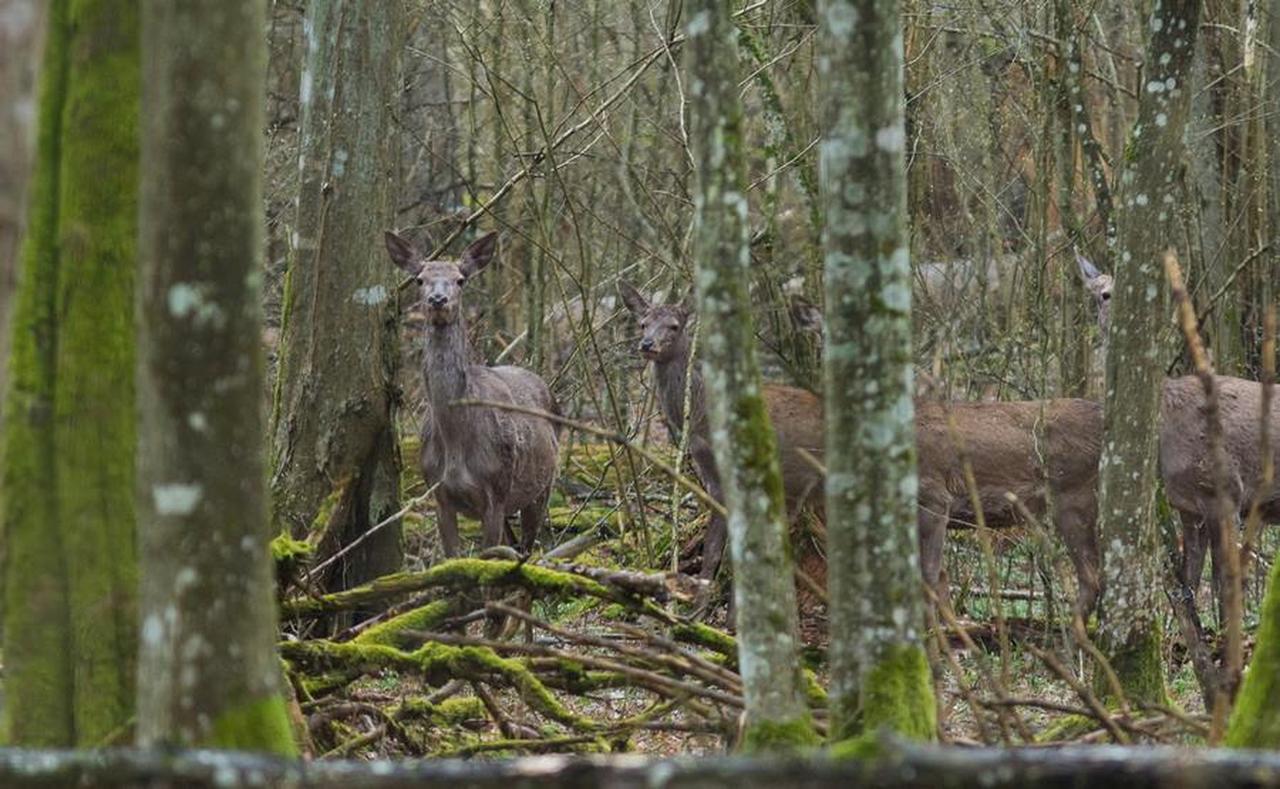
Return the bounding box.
[436,495,461,557]
[519,493,548,554]
[1179,510,1209,608]
[1055,492,1101,620]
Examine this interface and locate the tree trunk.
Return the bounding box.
[818,0,936,741]
[135,0,294,753]
[684,0,816,752]
[0,0,46,400]
[271,0,405,597]
[1096,0,1202,705]
[0,0,137,746]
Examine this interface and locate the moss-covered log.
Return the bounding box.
[817,0,935,742]
[683,0,817,752]
[1094,0,1202,705]
[0,0,138,746]
[136,0,293,754]
[269,0,405,596]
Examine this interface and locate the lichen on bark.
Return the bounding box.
[1094,0,1202,706]
[817,0,935,742]
[684,0,817,752]
[136,0,295,754]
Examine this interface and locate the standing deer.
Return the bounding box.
[1078,256,1280,612]
[619,283,824,588]
[621,281,1105,618]
[386,231,560,556]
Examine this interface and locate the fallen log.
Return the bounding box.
[9,739,1280,788]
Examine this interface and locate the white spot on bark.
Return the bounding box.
[352,285,389,305]
[153,484,203,516]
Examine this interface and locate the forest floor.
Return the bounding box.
[280,432,1263,759]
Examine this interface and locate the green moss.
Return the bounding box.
[829,730,886,761]
[1099,623,1166,707]
[1,0,139,747]
[403,695,485,724]
[353,599,452,647]
[1037,713,1099,743]
[740,714,820,753]
[831,643,935,742]
[1227,554,1280,746]
[281,639,598,731]
[281,558,619,617]
[206,695,298,756]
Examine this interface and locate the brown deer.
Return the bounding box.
[621,281,1105,617]
[619,283,824,587]
[386,231,560,556]
[1078,255,1280,614]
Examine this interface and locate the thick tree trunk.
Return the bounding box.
[818,0,935,741]
[136,0,294,753]
[271,0,405,595]
[0,0,137,746]
[0,0,45,400]
[684,0,816,752]
[1096,0,1202,705]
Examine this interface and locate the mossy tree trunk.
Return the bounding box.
[1096,0,1202,706]
[270,0,404,595]
[0,0,46,400]
[818,0,935,742]
[0,0,137,746]
[1228,539,1280,745]
[136,0,294,754]
[684,0,817,753]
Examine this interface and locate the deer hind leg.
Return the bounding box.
[436,496,461,557]
[1179,510,1209,609]
[481,501,506,550]
[1055,493,1101,621]
[916,498,950,617]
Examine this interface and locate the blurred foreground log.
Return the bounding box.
[9,739,1280,788]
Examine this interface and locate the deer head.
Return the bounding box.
[1075,254,1113,332]
[619,281,693,364]
[385,231,498,326]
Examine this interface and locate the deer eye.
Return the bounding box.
[456,278,465,286]
[1101,292,1111,301]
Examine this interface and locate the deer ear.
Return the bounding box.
[1075,253,1103,283]
[385,231,422,274]
[459,232,498,278]
[618,280,650,316]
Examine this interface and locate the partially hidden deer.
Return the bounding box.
[621,281,1106,618]
[1078,256,1280,612]
[619,283,824,587]
[386,231,561,556]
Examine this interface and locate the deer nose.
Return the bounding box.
[639,338,654,352]
[427,293,448,308]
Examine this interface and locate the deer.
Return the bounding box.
[386,230,561,557]
[620,281,1106,619]
[619,283,824,590]
[1078,255,1280,615]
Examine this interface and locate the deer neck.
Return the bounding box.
[423,319,473,433]
[652,341,704,444]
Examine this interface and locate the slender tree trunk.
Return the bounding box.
[136,0,294,753]
[1096,0,1202,705]
[0,0,137,746]
[271,0,404,596]
[684,0,816,752]
[818,0,936,741]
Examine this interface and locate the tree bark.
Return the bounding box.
[136,0,294,753]
[0,0,137,746]
[0,0,46,400]
[684,0,816,752]
[270,0,405,597]
[1096,0,1202,705]
[818,0,936,741]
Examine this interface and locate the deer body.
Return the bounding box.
[388,231,559,555]
[621,282,1104,617]
[915,398,1103,616]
